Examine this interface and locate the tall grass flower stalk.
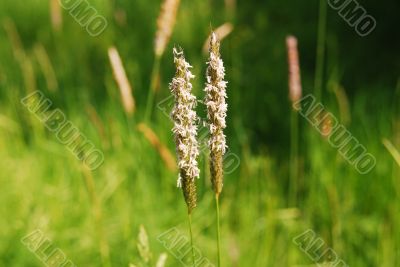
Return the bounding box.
[314,0,327,100]
[169,47,199,266]
[145,0,180,121]
[205,32,228,267]
[286,35,302,206]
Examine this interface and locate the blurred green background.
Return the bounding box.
[0,0,399,266]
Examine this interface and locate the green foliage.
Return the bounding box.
[0,0,398,266]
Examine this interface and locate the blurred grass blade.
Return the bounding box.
[154,0,181,58]
[383,138,400,167]
[145,0,181,121]
[3,18,25,60]
[137,123,177,171]
[108,46,136,116]
[137,225,151,263]
[332,84,351,125]
[34,44,59,92]
[156,253,168,267]
[202,23,234,54]
[314,0,327,100]
[50,0,62,31]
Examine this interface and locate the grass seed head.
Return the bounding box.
[170,47,199,213]
[108,46,136,115]
[137,225,151,263]
[50,0,62,31]
[155,0,180,57]
[286,35,302,104]
[205,32,228,196]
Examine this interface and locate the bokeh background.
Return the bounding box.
[0,0,399,266]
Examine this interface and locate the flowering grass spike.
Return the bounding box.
[205,32,228,196]
[170,47,200,214]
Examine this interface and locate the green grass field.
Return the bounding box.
[0,0,399,266]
